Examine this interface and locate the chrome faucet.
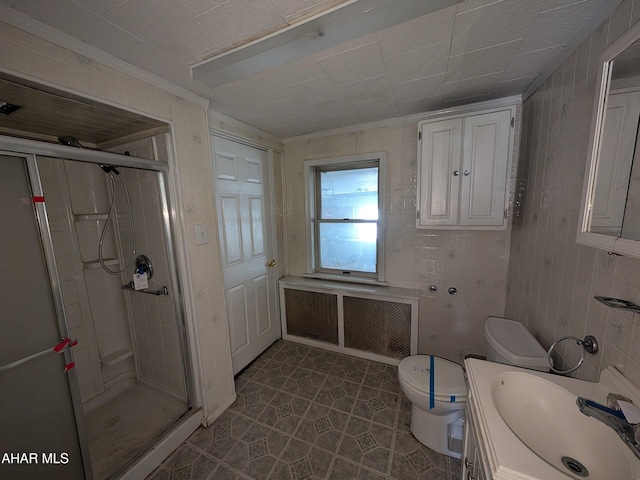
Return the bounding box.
[577,397,640,460]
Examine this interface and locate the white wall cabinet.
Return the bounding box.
[417,108,514,229]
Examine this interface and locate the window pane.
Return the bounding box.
[318,222,377,273]
[319,167,378,220]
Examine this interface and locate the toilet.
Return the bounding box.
[398,355,467,458]
[483,316,549,372]
[398,317,548,459]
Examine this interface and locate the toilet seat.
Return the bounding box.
[398,355,467,403]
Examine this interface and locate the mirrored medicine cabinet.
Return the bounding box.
[579,22,640,258]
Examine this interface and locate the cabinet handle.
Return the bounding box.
[453,170,460,176]
[464,169,470,176]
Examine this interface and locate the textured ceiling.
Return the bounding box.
[0,0,618,138]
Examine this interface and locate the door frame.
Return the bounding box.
[209,130,283,362]
[0,134,200,478]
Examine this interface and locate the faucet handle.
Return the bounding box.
[607,393,633,410]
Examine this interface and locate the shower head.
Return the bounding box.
[57,136,84,148]
[100,164,120,175]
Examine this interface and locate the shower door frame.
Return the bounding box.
[0,134,197,479]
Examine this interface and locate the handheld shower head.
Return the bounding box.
[58,136,84,148]
[100,164,120,175]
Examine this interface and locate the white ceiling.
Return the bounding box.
[0,0,617,138]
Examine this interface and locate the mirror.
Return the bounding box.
[579,22,640,256]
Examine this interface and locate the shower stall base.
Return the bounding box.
[85,381,187,480]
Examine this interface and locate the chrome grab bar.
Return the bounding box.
[121,281,168,296]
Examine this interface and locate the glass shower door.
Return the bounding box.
[0,154,88,479]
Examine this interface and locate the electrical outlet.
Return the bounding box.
[195,223,209,245]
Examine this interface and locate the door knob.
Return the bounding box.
[267,259,277,267]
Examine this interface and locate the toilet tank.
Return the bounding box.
[483,317,549,372]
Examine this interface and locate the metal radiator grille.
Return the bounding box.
[284,288,339,344]
[343,296,411,359]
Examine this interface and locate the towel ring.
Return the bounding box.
[547,335,598,374]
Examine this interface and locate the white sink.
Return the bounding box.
[491,371,635,479]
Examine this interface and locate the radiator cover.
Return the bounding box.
[343,296,412,359]
[283,288,338,344]
[279,277,419,364]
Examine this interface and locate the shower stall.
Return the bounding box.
[0,134,195,480]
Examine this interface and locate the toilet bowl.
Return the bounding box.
[397,355,467,458]
[483,316,549,372]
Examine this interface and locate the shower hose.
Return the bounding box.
[98,171,136,275]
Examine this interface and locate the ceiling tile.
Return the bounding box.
[211,74,292,108]
[338,75,394,104]
[491,75,537,97]
[441,93,492,107]
[450,0,544,56]
[317,41,386,86]
[195,0,287,50]
[277,59,328,86]
[190,0,255,18]
[102,0,222,58]
[375,5,456,58]
[456,0,508,14]
[502,45,563,80]
[384,42,450,85]
[270,0,350,22]
[392,73,446,103]
[285,75,342,104]
[352,96,399,119]
[541,0,591,13]
[12,0,143,52]
[446,40,522,83]
[443,72,503,101]
[518,0,604,52]
[69,0,133,16]
[397,96,444,116]
[253,98,313,119]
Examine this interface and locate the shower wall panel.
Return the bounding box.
[64,160,137,389]
[37,159,104,401]
[113,138,186,399]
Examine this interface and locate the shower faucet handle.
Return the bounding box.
[135,255,153,279]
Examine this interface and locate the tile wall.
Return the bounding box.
[0,22,235,419]
[121,166,186,398]
[506,0,640,384]
[284,113,520,364]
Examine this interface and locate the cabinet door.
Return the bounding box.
[463,408,490,480]
[460,110,511,227]
[417,118,463,227]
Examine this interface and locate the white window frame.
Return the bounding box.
[303,152,387,285]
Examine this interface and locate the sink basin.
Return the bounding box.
[491,371,635,479]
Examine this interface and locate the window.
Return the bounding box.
[305,152,386,283]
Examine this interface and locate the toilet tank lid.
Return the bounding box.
[484,317,548,368]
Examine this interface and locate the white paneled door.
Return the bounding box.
[210,135,279,374]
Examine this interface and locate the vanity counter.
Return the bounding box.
[464,359,640,480]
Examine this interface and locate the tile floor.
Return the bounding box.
[147,340,462,480]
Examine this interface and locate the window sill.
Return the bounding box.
[284,275,420,300]
[302,272,389,287]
